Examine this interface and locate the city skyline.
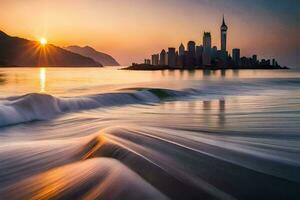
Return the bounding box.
[0,0,299,67]
[143,16,281,69]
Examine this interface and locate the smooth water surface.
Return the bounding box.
[0,67,299,200]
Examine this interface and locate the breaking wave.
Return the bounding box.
[0,88,191,127]
[0,77,299,128]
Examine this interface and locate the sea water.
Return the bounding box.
[0,67,299,199]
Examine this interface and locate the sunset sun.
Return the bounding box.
[40,38,48,46]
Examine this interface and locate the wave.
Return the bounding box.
[1,78,299,128]
[0,88,190,127]
[1,126,299,199]
[77,126,300,199]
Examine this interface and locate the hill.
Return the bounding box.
[65,45,119,66]
[0,31,101,67]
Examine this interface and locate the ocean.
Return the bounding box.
[0,67,299,199]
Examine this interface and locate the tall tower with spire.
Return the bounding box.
[220,15,228,53]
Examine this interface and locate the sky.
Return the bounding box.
[0,0,299,67]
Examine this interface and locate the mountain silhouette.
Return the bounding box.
[65,45,119,66]
[0,31,101,67]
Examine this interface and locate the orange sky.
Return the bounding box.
[0,0,299,67]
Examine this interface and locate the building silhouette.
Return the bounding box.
[177,43,185,67]
[151,54,159,66]
[252,55,258,64]
[221,16,228,52]
[220,16,228,61]
[144,59,151,65]
[175,51,180,66]
[159,49,167,66]
[179,43,185,56]
[211,46,218,60]
[196,45,203,66]
[232,48,240,66]
[187,41,196,67]
[168,47,176,67]
[202,32,212,66]
[272,59,276,66]
[187,41,196,58]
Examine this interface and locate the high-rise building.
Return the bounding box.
[272,59,276,66]
[196,45,203,66]
[179,43,185,56]
[178,44,185,67]
[144,59,151,65]
[168,47,176,67]
[175,51,179,66]
[202,32,212,66]
[151,54,159,66]
[155,54,159,65]
[187,41,196,58]
[252,55,258,64]
[232,48,240,66]
[211,46,218,60]
[159,49,167,66]
[219,16,228,62]
[183,51,189,67]
[221,16,228,53]
[187,41,196,67]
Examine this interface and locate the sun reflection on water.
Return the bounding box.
[39,68,46,93]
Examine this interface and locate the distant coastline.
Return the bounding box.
[123,64,289,71]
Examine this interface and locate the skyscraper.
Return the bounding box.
[202,32,212,66]
[211,46,218,60]
[168,47,176,67]
[232,48,240,66]
[179,43,185,56]
[151,54,159,66]
[272,59,276,66]
[187,41,196,67]
[187,41,196,58]
[221,16,228,53]
[219,16,228,63]
[196,45,203,66]
[175,51,179,66]
[252,55,258,64]
[160,49,166,66]
[178,43,185,67]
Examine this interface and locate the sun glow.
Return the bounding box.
[40,38,48,46]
